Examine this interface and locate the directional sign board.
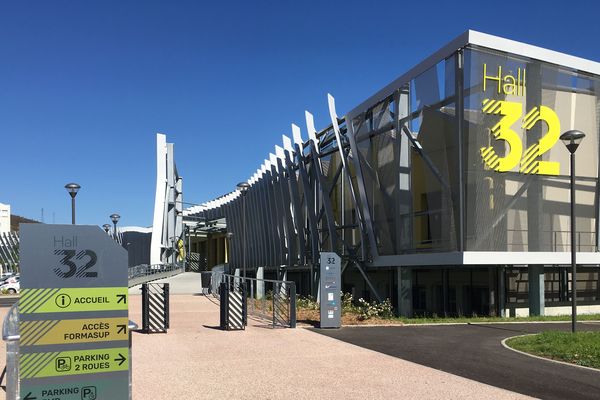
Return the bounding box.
[19,224,129,400]
[319,252,341,328]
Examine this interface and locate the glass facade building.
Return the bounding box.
[186,31,600,317]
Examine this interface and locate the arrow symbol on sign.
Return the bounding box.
[117,324,127,334]
[116,294,127,304]
[24,392,37,400]
[114,353,127,366]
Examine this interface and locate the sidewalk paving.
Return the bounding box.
[129,294,532,400]
[0,279,532,400]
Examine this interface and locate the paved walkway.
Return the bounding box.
[315,322,600,400]
[0,273,532,399]
[128,294,530,400]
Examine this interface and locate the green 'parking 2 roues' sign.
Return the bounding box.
[19,224,129,400]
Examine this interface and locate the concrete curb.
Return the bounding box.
[298,320,600,328]
[501,334,600,373]
[410,320,600,327]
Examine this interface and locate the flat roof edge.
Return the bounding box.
[346,29,600,121]
[347,30,470,119]
[468,30,600,77]
[370,251,600,267]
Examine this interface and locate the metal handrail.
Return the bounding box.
[128,263,184,287]
[212,272,297,328]
[221,274,295,285]
[128,263,183,279]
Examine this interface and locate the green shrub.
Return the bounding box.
[357,298,394,320]
[296,292,394,321]
[296,295,319,310]
[341,292,356,313]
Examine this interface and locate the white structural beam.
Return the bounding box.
[305,111,319,149]
[150,134,167,265]
[151,133,184,265]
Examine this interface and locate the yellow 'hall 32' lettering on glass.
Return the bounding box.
[483,64,526,96]
[480,99,561,176]
[480,99,522,172]
[520,106,560,175]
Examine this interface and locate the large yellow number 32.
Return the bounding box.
[479,99,560,176]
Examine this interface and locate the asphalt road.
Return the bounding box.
[313,322,600,400]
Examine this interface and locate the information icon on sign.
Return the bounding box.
[55,293,72,308]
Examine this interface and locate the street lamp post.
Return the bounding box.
[110,213,121,241]
[102,224,111,234]
[237,182,250,280]
[560,130,586,333]
[64,183,81,225]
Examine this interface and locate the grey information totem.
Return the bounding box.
[319,252,341,329]
[19,224,129,400]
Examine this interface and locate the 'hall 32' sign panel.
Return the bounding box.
[19,224,130,400]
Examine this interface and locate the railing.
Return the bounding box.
[210,272,296,328]
[128,263,184,287]
[1,303,138,400]
[506,229,597,252]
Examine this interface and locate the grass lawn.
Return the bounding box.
[295,308,600,326]
[506,331,600,369]
[399,314,600,324]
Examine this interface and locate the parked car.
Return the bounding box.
[0,275,19,294]
[0,272,14,281]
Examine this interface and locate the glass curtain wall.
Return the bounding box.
[407,56,459,253]
[350,54,460,256]
[463,46,600,252]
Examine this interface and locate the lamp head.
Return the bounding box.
[102,224,111,233]
[236,182,250,195]
[64,183,81,198]
[110,213,121,224]
[560,130,586,154]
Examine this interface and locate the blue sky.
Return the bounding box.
[2,0,600,227]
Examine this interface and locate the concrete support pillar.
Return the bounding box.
[498,267,506,317]
[528,265,545,316]
[397,267,413,318]
[488,267,496,316]
[208,238,214,268]
[456,284,465,316]
[442,269,449,316]
[280,268,288,295]
[216,237,223,265]
[256,266,265,300]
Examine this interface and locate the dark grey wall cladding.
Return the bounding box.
[121,231,151,267]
